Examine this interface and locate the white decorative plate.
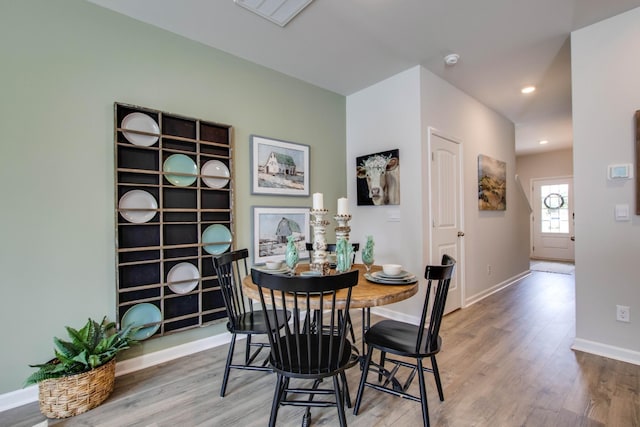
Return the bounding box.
[121,112,159,146]
[167,262,200,294]
[201,159,230,189]
[118,189,157,223]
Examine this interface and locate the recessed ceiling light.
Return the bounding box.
[539,140,549,145]
[521,86,536,94]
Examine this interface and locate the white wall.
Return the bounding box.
[516,148,574,204]
[420,68,530,303]
[571,7,640,362]
[346,67,424,318]
[346,65,530,319]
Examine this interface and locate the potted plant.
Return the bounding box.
[25,317,137,419]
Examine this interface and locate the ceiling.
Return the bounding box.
[88,0,640,155]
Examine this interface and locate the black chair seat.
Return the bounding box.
[364,319,441,357]
[270,334,359,378]
[229,309,290,335]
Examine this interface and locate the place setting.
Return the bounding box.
[365,263,418,285]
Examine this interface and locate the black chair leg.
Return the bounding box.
[378,351,386,382]
[333,375,347,427]
[245,334,252,364]
[430,355,444,401]
[340,371,352,408]
[220,333,237,397]
[417,358,431,427]
[354,346,374,415]
[269,374,284,427]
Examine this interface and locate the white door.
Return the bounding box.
[531,177,575,261]
[429,129,463,314]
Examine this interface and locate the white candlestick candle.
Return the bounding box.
[313,192,324,210]
[337,197,349,216]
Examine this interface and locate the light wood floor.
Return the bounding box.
[4,271,639,426]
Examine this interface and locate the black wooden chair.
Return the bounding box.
[353,254,456,427]
[212,249,290,397]
[251,268,360,427]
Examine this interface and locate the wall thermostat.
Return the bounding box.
[608,164,633,180]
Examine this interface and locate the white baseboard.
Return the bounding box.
[0,332,235,413]
[464,271,531,307]
[571,338,640,366]
[370,306,420,325]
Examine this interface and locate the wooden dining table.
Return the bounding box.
[242,263,419,352]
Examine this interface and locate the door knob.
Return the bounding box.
[457,231,465,237]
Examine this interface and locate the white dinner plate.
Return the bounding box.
[201,159,230,189]
[365,272,418,285]
[376,270,412,280]
[167,262,200,294]
[254,266,290,274]
[118,189,158,223]
[121,112,159,146]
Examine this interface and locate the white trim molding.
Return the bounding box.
[572,338,640,366]
[464,271,531,307]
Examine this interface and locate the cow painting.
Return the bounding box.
[356,150,400,206]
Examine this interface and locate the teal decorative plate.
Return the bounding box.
[163,154,198,187]
[202,224,232,255]
[121,303,162,341]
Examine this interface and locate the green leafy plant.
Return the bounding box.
[25,317,137,386]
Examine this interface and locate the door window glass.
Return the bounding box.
[540,184,569,233]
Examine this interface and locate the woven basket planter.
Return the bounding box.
[38,358,116,419]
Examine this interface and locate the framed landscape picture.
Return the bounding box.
[252,206,310,264]
[478,154,507,211]
[251,135,310,196]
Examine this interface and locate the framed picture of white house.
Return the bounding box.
[252,206,311,264]
[251,135,310,196]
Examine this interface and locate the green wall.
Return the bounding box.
[0,0,346,394]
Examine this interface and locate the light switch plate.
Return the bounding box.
[615,204,630,221]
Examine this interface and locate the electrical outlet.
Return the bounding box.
[487,265,492,275]
[616,305,630,322]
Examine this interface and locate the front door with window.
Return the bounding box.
[531,177,574,261]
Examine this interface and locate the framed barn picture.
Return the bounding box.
[252,206,311,264]
[251,135,310,196]
[356,149,400,206]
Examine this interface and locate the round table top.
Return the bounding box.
[242,264,419,310]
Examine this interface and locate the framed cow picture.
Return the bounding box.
[252,206,311,264]
[356,149,400,206]
[251,135,310,196]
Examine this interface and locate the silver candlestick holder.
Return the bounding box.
[310,209,331,275]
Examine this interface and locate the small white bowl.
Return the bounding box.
[382,264,403,276]
[265,261,283,270]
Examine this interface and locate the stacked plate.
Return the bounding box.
[365,270,417,285]
[254,264,290,274]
